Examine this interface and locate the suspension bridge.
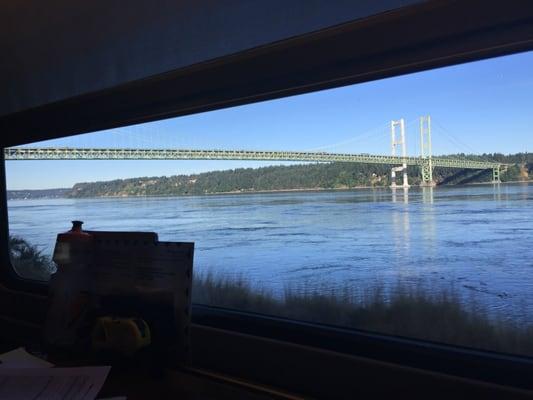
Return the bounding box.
[3,116,505,187]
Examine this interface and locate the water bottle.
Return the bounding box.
[44,221,94,349]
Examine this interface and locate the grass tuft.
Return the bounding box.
[193,271,533,357]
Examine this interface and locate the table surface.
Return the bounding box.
[97,365,296,400]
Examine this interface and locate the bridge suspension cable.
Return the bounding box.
[305,122,390,153]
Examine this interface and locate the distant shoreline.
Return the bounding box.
[7,180,531,201]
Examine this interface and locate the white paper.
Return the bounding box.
[0,366,111,400]
[0,347,54,368]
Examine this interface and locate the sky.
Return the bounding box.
[6,50,533,190]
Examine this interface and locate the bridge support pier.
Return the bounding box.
[492,166,501,183]
[391,165,409,188]
[420,162,435,187]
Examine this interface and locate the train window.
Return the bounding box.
[5,51,533,357]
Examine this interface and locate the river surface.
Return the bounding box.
[7,183,533,323]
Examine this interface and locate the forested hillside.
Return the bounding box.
[67,153,532,198]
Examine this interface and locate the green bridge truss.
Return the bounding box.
[4,147,504,182]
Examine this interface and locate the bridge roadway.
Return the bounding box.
[4,147,502,170]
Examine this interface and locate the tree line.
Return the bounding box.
[65,153,532,198]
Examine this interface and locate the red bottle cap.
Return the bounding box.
[57,221,92,242]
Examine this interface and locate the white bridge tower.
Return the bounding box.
[390,119,409,188]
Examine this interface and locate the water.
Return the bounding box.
[7,183,533,323]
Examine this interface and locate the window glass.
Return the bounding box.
[5,51,533,357]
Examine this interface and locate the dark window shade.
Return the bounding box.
[2,1,533,147]
[0,0,418,118]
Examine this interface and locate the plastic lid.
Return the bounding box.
[71,221,84,231]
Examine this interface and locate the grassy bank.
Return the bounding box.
[8,236,532,357]
[192,272,533,357]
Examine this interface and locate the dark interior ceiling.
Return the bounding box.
[0,0,418,117]
[1,0,533,147]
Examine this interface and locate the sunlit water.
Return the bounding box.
[7,183,533,323]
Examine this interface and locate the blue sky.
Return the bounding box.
[6,51,533,190]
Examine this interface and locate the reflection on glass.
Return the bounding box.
[5,50,533,358]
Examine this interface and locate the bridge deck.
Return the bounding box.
[4,148,501,170]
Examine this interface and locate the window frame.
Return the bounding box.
[191,305,533,392]
[2,0,533,390]
[0,152,47,295]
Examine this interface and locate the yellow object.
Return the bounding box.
[92,317,151,356]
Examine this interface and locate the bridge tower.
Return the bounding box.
[419,115,435,187]
[390,119,409,188]
[492,165,501,183]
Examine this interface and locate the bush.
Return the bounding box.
[8,236,55,281]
